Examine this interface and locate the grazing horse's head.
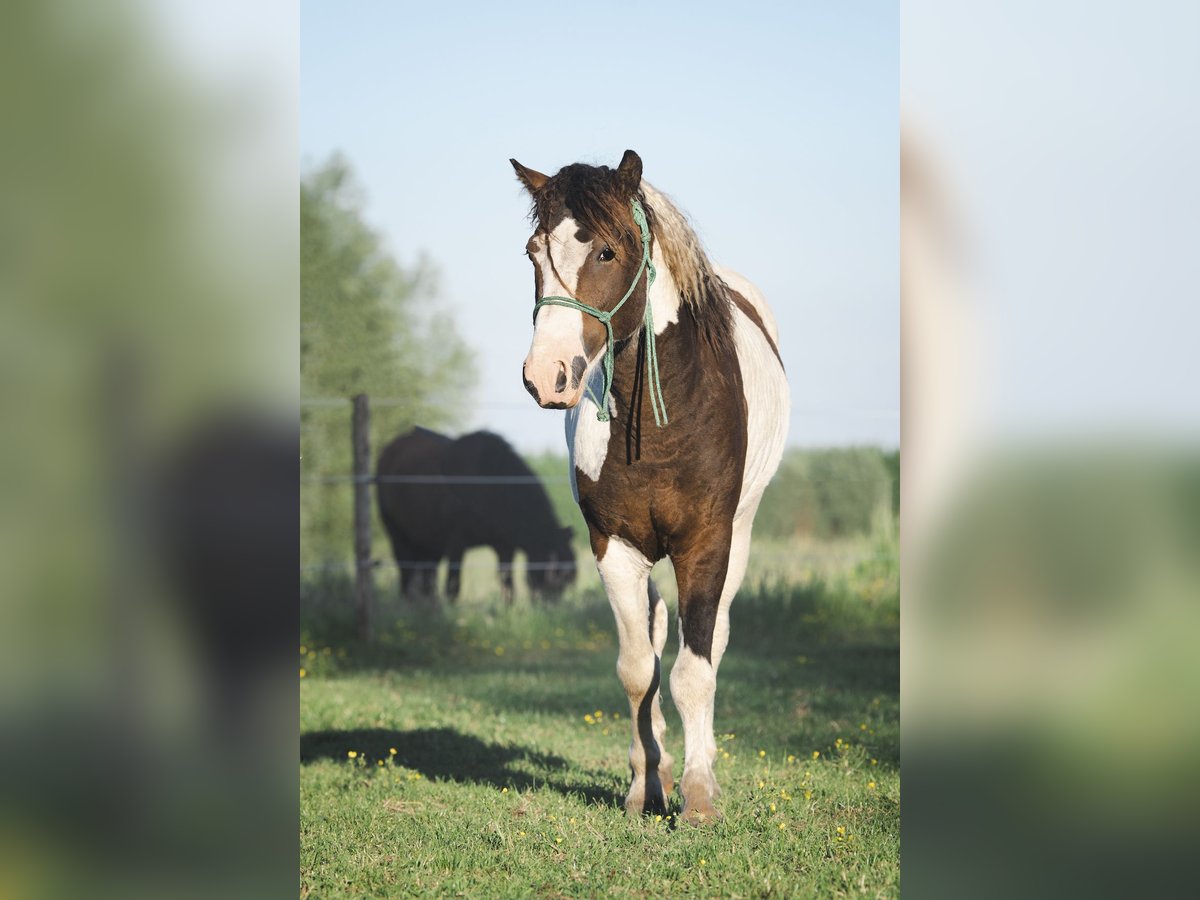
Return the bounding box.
[511,150,651,409]
[527,525,577,601]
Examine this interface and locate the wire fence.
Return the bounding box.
[301,393,896,637]
[301,396,900,419]
[304,474,566,485]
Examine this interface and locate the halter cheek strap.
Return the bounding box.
[532,199,669,427]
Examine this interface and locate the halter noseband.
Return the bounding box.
[532,199,668,427]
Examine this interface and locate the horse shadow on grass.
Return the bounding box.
[300,727,625,809]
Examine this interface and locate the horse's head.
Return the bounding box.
[511,149,651,410]
[527,525,577,602]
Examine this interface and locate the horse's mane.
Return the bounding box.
[528,166,735,353]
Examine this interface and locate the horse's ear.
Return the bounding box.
[510,158,549,193]
[616,149,642,191]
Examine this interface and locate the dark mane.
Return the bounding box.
[527,162,639,250]
[528,164,734,355]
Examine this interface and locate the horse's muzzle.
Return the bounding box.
[522,358,583,409]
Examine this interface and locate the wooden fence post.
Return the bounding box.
[351,393,373,642]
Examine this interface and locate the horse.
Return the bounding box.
[510,149,789,823]
[376,427,576,604]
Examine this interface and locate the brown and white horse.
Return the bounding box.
[511,150,789,823]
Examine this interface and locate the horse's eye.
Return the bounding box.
[598,247,615,262]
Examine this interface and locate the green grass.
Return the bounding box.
[301,537,899,897]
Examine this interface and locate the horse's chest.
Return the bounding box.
[571,412,743,558]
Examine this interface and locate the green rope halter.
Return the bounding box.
[532,198,669,427]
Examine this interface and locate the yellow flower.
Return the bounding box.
[699,859,706,866]
[787,754,795,763]
[299,668,307,678]
[612,712,620,720]
[804,790,813,800]
[584,714,594,724]
[594,710,603,719]
[780,790,790,800]
[518,831,525,836]
[868,781,876,789]
[555,837,562,844]
[758,749,766,757]
[871,758,878,766]
[758,780,765,789]
[860,723,867,731]
[494,646,505,656]
[389,748,397,756]
[812,751,820,759]
[377,760,383,767]
[299,645,307,655]
[769,802,776,812]
[501,787,508,794]
[778,822,787,830]
[836,826,846,835]
[655,815,662,822]
[347,751,357,759]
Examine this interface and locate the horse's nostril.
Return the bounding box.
[522,366,541,404]
[554,360,567,394]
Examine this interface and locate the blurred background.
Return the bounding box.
[904,2,1200,896]
[0,0,296,897]
[4,0,1197,895]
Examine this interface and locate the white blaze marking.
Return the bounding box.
[528,217,593,365]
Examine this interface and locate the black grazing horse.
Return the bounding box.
[376,427,576,603]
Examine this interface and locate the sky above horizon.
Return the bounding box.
[301,1,898,452]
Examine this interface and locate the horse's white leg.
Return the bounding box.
[648,577,674,797]
[598,537,671,817]
[671,511,755,823]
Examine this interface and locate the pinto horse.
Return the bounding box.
[511,150,789,823]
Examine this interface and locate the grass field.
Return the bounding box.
[300,535,899,897]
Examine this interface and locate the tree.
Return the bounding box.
[301,155,475,563]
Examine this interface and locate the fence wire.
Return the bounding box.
[302,396,899,419]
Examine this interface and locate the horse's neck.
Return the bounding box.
[606,249,711,416]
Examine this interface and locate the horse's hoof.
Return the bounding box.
[680,800,723,826]
[625,788,668,818]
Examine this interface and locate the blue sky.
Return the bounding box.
[301,1,898,451]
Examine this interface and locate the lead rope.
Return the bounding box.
[532,199,669,427]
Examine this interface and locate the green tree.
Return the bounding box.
[756,447,894,539]
[301,155,475,564]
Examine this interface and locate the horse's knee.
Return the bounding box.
[670,645,716,712]
[616,645,658,699]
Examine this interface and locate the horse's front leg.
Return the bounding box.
[670,515,751,824]
[597,538,674,817]
[444,539,465,603]
[495,546,515,605]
